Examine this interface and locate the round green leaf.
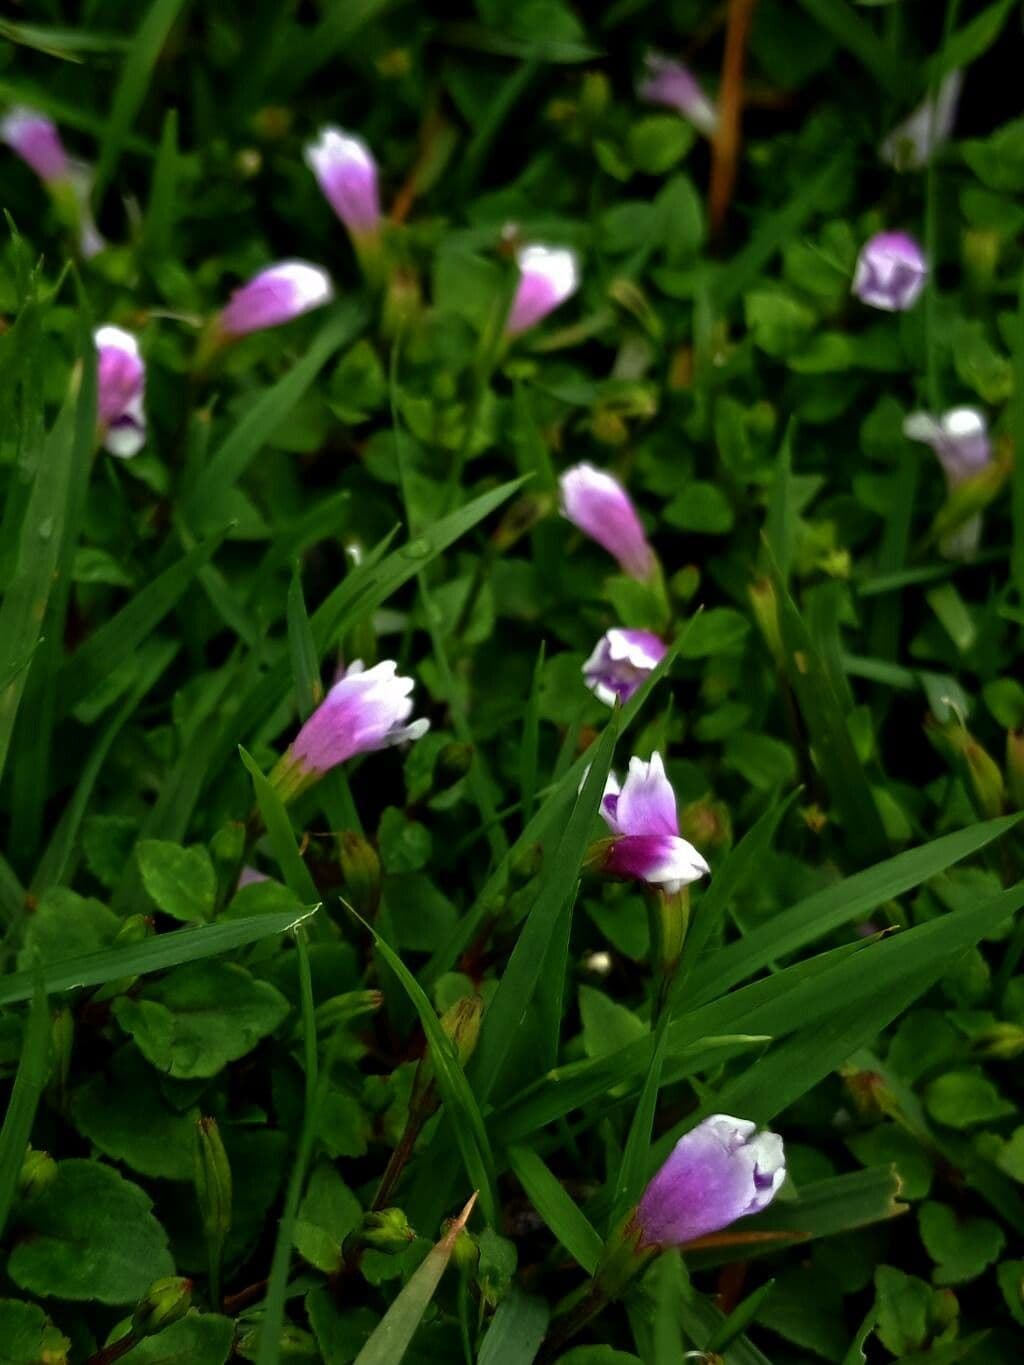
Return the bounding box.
[9,1160,174,1304]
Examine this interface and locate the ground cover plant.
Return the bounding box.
[0,0,1023,1361]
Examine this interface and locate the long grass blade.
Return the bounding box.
[0,969,49,1240]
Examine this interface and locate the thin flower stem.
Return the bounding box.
[83,1334,139,1365]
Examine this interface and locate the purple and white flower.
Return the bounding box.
[95,326,146,458]
[217,261,334,339]
[880,70,962,172]
[305,127,381,240]
[638,51,718,137]
[0,106,69,183]
[560,463,655,581]
[273,660,429,800]
[904,407,991,558]
[584,629,666,706]
[631,1114,785,1249]
[597,752,710,893]
[507,244,580,337]
[852,231,927,312]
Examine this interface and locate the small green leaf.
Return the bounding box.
[925,1069,1016,1130]
[112,960,290,1079]
[137,840,217,923]
[918,1201,1005,1285]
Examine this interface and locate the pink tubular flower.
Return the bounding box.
[0,106,69,183]
[217,261,334,338]
[631,1114,785,1249]
[880,70,962,172]
[95,326,146,458]
[305,127,381,239]
[852,231,927,312]
[638,51,718,137]
[584,629,666,706]
[559,463,655,581]
[273,661,429,801]
[597,753,710,893]
[507,244,580,336]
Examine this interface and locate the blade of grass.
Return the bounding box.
[9,284,97,859]
[0,392,78,785]
[143,108,179,261]
[353,1193,479,1365]
[766,541,889,864]
[477,1288,549,1365]
[287,565,323,720]
[1013,263,1024,599]
[294,929,318,1122]
[519,642,545,831]
[352,907,498,1226]
[57,528,229,714]
[31,640,178,897]
[609,1012,670,1229]
[794,0,910,94]
[239,747,320,906]
[0,906,318,1007]
[184,302,367,524]
[94,0,192,204]
[506,1147,603,1274]
[687,813,1020,1007]
[471,715,619,1104]
[0,969,49,1240]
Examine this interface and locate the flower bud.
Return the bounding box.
[973,1021,1024,1059]
[343,1207,416,1256]
[194,1116,233,1249]
[927,718,1005,819]
[678,798,732,852]
[560,463,656,582]
[506,244,580,337]
[629,1114,785,1250]
[412,995,484,1113]
[313,989,383,1034]
[434,741,473,794]
[213,260,334,343]
[448,1223,479,1272]
[852,232,927,312]
[338,830,382,918]
[95,326,146,458]
[748,575,784,668]
[0,106,69,183]
[132,1277,193,1338]
[305,127,381,243]
[18,1147,57,1200]
[880,70,961,172]
[271,661,429,804]
[583,629,666,707]
[638,51,718,136]
[509,841,543,885]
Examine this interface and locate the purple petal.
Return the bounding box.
[904,407,991,486]
[635,1114,786,1248]
[604,833,709,892]
[94,326,146,458]
[880,70,962,172]
[559,463,655,581]
[614,753,679,838]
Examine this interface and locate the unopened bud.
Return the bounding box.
[678,798,731,851]
[509,842,543,885]
[339,831,381,918]
[19,1147,57,1199]
[840,1064,897,1121]
[313,989,383,1034]
[132,1276,192,1338]
[449,1223,479,1272]
[412,996,484,1114]
[344,1207,416,1256]
[929,719,1004,819]
[435,741,473,793]
[1007,729,1024,810]
[748,576,784,668]
[974,1022,1024,1059]
[382,267,423,338]
[194,1117,232,1246]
